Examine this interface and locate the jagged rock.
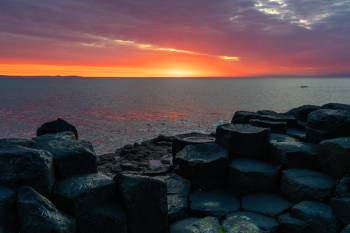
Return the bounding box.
[216,124,270,159]
[0,138,35,147]
[172,132,215,156]
[33,133,97,179]
[335,176,350,197]
[175,143,229,190]
[306,109,350,142]
[319,138,350,178]
[278,213,306,233]
[117,173,168,233]
[250,119,287,133]
[341,225,350,233]
[189,191,240,218]
[227,212,279,233]
[17,186,76,233]
[171,217,222,233]
[270,141,321,169]
[231,111,260,124]
[285,105,320,122]
[290,201,338,233]
[223,215,262,233]
[0,145,54,196]
[78,203,127,233]
[227,159,280,194]
[53,173,116,216]
[322,103,350,111]
[286,129,306,141]
[37,118,78,139]
[281,169,335,202]
[159,174,191,222]
[242,193,292,217]
[170,218,200,233]
[330,197,350,225]
[0,187,16,233]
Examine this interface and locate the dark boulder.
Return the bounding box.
[78,203,128,233]
[321,103,350,111]
[278,213,306,233]
[216,124,270,159]
[0,145,54,196]
[227,212,279,233]
[270,141,321,169]
[0,187,16,233]
[227,159,280,194]
[175,143,229,190]
[281,169,335,202]
[117,173,168,233]
[335,176,350,197]
[53,173,116,216]
[269,133,299,144]
[171,217,222,233]
[33,133,97,179]
[341,225,350,233]
[172,132,215,156]
[255,114,297,128]
[286,129,306,141]
[250,119,287,133]
[17,186,76,233]
[319,137,350,178]
[290,201,338,233]
[189,190,240,218]
[170,218,200,233]
[223,215,262,233]
[306,109,350,142]
[330,197,350,225]
[37,118,79,139]
[242,193,292,217]
[231,111,260,124]
[285,105,320,122]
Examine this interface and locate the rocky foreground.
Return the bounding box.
[1,103,350,233]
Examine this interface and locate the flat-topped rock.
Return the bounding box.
[281,169,335,202]
[117,173,168,233]
[330,197,350,225]
[175,143,229,190]
[286,129,306,141]
[33,133,97,179]
[306,109,350,142]
[256,114,297,128]
[322,103,350,111]
[18,186,76,233]
[37,118,78,139]
[216,123,270,159]
[78,203,127,233]
[231,111,260,124]
[172,132,216,156]
[53,173,116,216]
[285,105,320,122]
[319,137,350,178]
[227,159,280,194]
[0,145,54,196]
[242,193,292,217]
[270,141,321,169]
[226,212,279,233]
[290,201,338,233]
[223,215,262,233]
[250,119,287,133]
[0,187,16,233]
[278,213,306,233]
[170,217,222,233]
[189,191,240,218]
[269,133,299,144]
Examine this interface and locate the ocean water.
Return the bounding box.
[0,77,349,154]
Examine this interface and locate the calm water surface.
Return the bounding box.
[1,77,349,154]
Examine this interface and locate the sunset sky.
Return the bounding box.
[1,0,350,77]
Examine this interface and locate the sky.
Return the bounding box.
[0,0,350,77]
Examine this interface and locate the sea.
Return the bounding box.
[1,77,349,154]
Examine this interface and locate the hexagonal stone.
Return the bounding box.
[285,105,320,122]
[269,133,299,144]
[290,201,339,233]
[281,169,335,202]
[278,213,306,233]
[330,197,350,224]
[319,138,350,178]
[227,212,279,233]
[227,159,280,194]
[270,141,321,169]
[223,215,261,233]
[232,111,260,124]
[190,191,240,218]
[0,145,54,196]
[216,123,270,159]
[33,133,97,179]
[18,186,76,233]
[175,143,229,190]
[170,218,200,233]
[0,187,16,233]
[286,129,306,141]
[53,173,116,216]
[78,203,127,233]
[242,193,292,217]
[250,119,287,133]
[117,173,168,233]
[170,217,222,233]
[172,132,215,156]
